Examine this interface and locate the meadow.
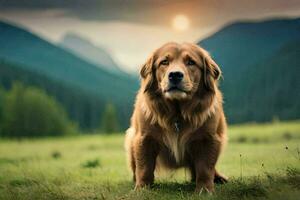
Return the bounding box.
[0,121,299,200]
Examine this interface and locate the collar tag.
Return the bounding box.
[174,122,180,132]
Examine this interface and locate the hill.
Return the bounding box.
[59,33,123,74]
[198,18,300,123]
[0,20,139,129]
[199,18,300,77]
[228,40,300,123]
[0,21,138,104]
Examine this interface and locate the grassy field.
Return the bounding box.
[0,121,299,200]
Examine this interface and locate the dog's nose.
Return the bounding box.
[168,71,184,85]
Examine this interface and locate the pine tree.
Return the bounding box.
[101,103,120,134]
[0,87,5,134]
[1,82,76,137]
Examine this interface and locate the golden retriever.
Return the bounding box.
[125,42,227,193]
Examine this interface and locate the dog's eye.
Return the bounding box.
[187,59,196,66]
[160,59,169,66]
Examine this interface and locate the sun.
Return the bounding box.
[172,14,190,31]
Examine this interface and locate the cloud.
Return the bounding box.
[0,9,217,71]
[0,0,300,71]
[1,0,300,26]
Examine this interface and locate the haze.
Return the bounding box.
[0,0,299,72]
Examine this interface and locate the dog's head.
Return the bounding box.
[140,42,221,101]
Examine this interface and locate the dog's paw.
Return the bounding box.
[134,183,151,191]
[195,187,213,195]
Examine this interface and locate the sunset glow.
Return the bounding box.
[172,14,190,31]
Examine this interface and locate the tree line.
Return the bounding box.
[0,60,123,137]
[0,83,120,138]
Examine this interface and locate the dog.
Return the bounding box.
[125,42,228,193]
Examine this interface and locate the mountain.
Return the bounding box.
[199,18,300,79]
[198,18,300,123]
[0,20,138,101]
[59,33,123,74]
[231,40,300,123]
[0,20,139,129]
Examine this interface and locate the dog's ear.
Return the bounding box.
[140,54,155,93]
[202,54,221,92]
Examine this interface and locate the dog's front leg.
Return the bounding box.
[134,135,159,189]
[189,138,221,193]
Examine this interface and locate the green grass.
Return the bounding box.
[0,120,299,200]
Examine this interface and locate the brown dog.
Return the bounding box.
[125,42,227,193]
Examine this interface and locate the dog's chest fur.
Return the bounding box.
[162,129,188,164]
[142,95,219,165]
[160,105,217,164]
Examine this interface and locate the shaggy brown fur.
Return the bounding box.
[125,42,228,193]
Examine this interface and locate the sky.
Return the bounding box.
[0,0,300,72]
